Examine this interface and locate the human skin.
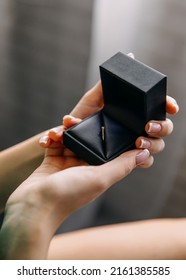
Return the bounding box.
[0,81,177,212]
[48,218,186,260]
[0,132,45,212]
[0,81,179,259]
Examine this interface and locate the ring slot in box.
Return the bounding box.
[63,52,167,165]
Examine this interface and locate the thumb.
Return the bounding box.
[98,149,150,188]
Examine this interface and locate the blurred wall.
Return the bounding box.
[0,0,93,150]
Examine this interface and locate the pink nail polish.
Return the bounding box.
[136,149,150,165]
[50,127,61,134]
[63,115,73,120]
[148,123,161,133]
[168,96,177,105]
[39,136,49,144]
[139,139,151,149]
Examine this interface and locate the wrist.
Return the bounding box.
[0,199,54,259]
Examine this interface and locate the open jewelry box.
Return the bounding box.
[63,52,167,165]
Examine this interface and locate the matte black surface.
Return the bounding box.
[101,52,166,134]
[64,110,138,165]
[63,52,167,165]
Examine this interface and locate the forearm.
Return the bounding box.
[48,218,186,260]
[0,202,53,260]
[0,133,45,211]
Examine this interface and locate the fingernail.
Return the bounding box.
[63,115,81,122]
[39,135,49,145]
[50,127,61,134]
[167,96,179,112]
[136,149,150,165]
[147,122,161,133]
[63,115,73,120]
[139,139,151,149]
[167,96,178,105]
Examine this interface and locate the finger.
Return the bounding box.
[145,118,173,137]
[63,115,81,129]
[71,55,135,119]
[70,81,104,119]
[166,96,179,115]
[48,126,63,142]
[39,125,63,147]
[45,145,64,157]
[136,137,165,154]
[63,148,77,157]
[47,115,81,144]
[137,155,154,168]
[98,149,150,188]
[39,135,52,148]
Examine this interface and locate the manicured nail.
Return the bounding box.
[63,115,81,122]
[147,122,161,133]
[139,139,151,149]
[50,127,61,134]
[136,149,150,165]
[167,96,179,112]
[39,135,50,145]
[167,96,177,105]
[63,115,73,120]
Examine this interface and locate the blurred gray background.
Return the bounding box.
[0,0,186,232]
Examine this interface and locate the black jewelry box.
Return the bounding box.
[63,52,167,165]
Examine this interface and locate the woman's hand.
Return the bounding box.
[40,86,179,169]
[0,81,178,259]
[2,124,150,259]
[135,95,178,167]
